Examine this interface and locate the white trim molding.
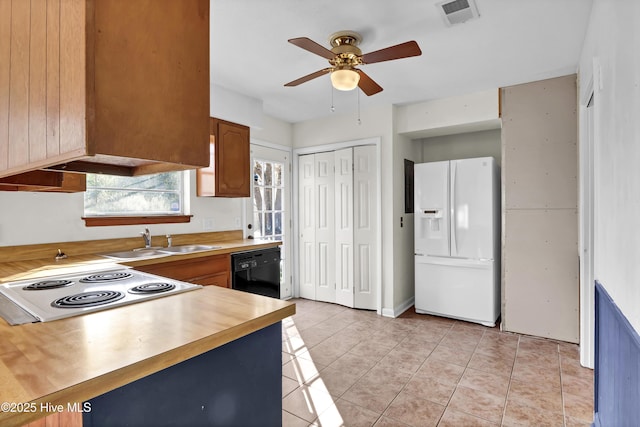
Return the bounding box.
[382,296,415,318]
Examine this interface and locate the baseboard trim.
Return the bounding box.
[382,297,415,318]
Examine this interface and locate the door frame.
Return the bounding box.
[578,62,598,369]
[245,138,293,298]
[292,137,382,314]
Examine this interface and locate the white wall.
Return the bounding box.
[251,114,294,147]
[210,84,264,128]
[391,111,422,315]
[0,172,242,246]
[420,129,502,166]
[579,0,640,333]
[396,89,501,139]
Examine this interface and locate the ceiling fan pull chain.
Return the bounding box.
[330,86,335,112]
[357,88,362,125]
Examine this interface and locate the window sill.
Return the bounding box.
[82,215,193,227]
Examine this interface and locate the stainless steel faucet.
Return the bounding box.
[141,228,152,248]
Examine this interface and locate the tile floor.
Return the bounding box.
[281,298,594,427]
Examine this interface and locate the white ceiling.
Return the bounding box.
[210,0,593,124]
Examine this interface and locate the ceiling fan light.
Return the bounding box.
[330,69,360,91]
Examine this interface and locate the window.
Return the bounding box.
[84,172,185,217]
[252,160,284,241]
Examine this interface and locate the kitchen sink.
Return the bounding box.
[101,245,221,261]
[157,244,220,254]
[101,249,169,261]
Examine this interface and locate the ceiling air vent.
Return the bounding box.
[436,0,480,26]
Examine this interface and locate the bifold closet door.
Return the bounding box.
[298,154,316,300]
[314,152,336,303]
[353,145,378,310]
[335,148,355,308]
[297,146,377,310]
[297,152,336,302]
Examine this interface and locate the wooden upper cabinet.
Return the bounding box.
[0,0,210,179]
[197,118,251,197]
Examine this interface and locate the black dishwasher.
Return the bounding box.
[231,247,281,299]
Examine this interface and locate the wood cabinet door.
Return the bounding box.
[196,118,250,197]
[215,120,250,197]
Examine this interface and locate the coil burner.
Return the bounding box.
[128,283,176,294]
[80,272,133,283]
[52,290,125,308]
[23,280,73,291]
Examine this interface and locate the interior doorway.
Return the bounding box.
[247,142,292,298]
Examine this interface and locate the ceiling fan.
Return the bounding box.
[284,31,422,95]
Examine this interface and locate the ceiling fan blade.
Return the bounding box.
[361,40,422,64]
[284,68,332,87]
[288,37,335,60]
[356,69,383,96]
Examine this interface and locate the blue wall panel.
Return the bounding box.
[594,282,640,426]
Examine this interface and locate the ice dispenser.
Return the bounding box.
[419,209,443,232]
[416,208,449,256]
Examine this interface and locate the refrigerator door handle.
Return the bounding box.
[450,160,458,257]
[421,255,493,269]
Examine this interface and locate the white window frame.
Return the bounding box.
[83,171,186,217]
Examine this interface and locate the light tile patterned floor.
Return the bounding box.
[281,298,594,427]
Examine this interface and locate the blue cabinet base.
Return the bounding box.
[83,322,282,427]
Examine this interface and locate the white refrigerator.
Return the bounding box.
[414,157,500,327]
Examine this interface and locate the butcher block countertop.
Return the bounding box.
[0,230,281,283]
[0,231,294,426]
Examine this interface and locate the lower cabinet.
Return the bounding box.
[84,323,282,426]
[136,254,231,288]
